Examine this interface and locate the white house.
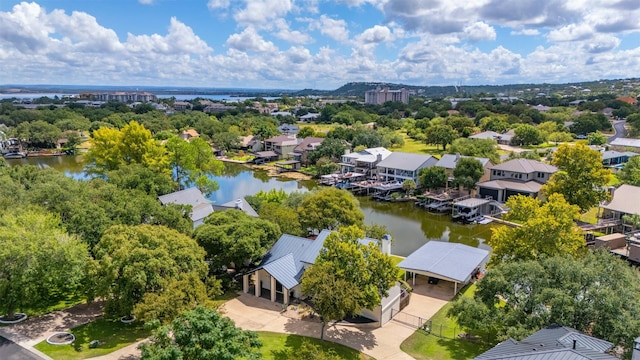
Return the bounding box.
[340,147,392,178]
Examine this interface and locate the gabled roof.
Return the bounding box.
[397,242,489,283]
[435,154,492,170]
[601,184,640,215]
[240,135,258,147]
[469,131,514,142]
[294,137,324,153]
[264,134,299,146]
[158,187,213,222]
[376,152,437,171]
[490,159,557,174]
[610,137,640,148]
[342,147,392,163]
[474,324,615,360]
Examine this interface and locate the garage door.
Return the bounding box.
[479,187,499,201]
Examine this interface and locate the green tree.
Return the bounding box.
[301,226,399,339]
[94,224,209,319]
[298,187,364,232]
[258,202,304,236]
[315,157,340,176]
[418,166,448,190]
[512,124,543,146]
[165,137,223,194]
[488,194,584,263]
[297,126,316,139]
[105,164,175,196]
[587,131,607,145]
[547,131,573,144]
[402,179,416,195]
[140,307,262,360]
[280,340,342,360]
[452,158,484,193]
[0,209,91,319]
[542,143,611,212]
[448,251,640,356]
[619,156,640,186]
[449,138,500,164]
[425,124,457,150]
[193,210,282,271]
[211,131,240,152]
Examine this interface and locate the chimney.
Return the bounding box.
[632,337,640,360]
[381,234,392,255]
[377,153,382,163]
[234,199,243,210]
[572,340,577,350]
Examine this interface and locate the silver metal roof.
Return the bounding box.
[435,154,492,170]
[398,241,489,283]
[376,152,438,171]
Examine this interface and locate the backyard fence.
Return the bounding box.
[390,309,428,329]
[423,320,493,344]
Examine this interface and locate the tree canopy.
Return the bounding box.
[619,156,640,186]
[453,157,485,192]
[140,307,262,360]
[542,143,611,212]
[488,194,584,263]
[298,187,364,233]
[193,209,282,271]
[448,251,640,356]
[0,209,92,318]
[94,224,210,320]
[301,226,398,338]
[418,166,448,190]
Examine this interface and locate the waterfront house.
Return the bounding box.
[211,198,258,217]
[240,135,261,153]
[290,137,324,165]
[475,324,617,360]
[469,130,514,145]
[376,152,438,185]
[158,187,213,228]
[599,184,640,231]
[172,101,192,112]
[435,154,493,184]
[340,147,392,178]
[263,135,300,160]
[477,159,557,203]
[242,230,400,326]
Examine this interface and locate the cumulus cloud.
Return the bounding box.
[356,25,392,44]
[273,19,312,44]
[226,27,277,52]
[309,15,350,42]
[547,23,593,42]
[510,29,540,36]
[126,17,211,54]
[463,22,496,42]
[234,0,293,25]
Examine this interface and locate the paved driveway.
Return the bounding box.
[609,120,627,142]
[222,292,448,360]
[0,336,43,360]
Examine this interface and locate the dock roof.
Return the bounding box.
[376,152,437,171]
[398,242,489,283]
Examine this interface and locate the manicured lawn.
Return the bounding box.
[34,318,151,360]
[394,132,444,156]
[257,331,373,360]
[390,255,406,279]
[297,123,338,134]
[24,294,85,317]
[400,284,490,360]
[580,207,599,224]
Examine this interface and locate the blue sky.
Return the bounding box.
[1,0,640,89]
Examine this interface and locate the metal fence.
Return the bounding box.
[390,309,428,329]
[423,320,492,343]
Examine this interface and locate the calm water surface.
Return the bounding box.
[7,156,495,256]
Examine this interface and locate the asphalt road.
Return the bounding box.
[609,120,627,142]
[0,336,42,360]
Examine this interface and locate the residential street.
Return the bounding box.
[609,120,627,142]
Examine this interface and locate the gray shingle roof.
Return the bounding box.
[478,180,543,193]
[397,242,489,283]
[435,154,492,170]
[602,150,638,161]
[211,198,259,217]
[376,152,437,171]
[600,184,640,215]
[158,187,213,223]
[490,159,557,174]
[294,137,324,153]
[474,325,616,360]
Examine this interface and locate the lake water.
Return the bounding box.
[0,93,278,102]
[5,156,495,256]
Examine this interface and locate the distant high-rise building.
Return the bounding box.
[365,86,409,105]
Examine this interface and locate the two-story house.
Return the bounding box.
[376,152,438,185]
[435,154,493,184]
[477,159,557,203]
[263,135,300,160]
[290,137,324,165]
[340,147,392,178]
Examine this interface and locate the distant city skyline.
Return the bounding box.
[1,1,640,89]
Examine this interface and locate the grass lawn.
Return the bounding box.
[390,255,406,279]
[24,295,85,318]
[580,207,599,224]
[34,318,151,360]
[400,284,490,360]
[394,132,444,156]
[257,331,373,360]
[297,123,338,134]
[210,289,240,308]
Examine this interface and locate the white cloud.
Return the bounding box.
[139,0,153,4]
[226,27,277,52]
[309,15,350,42]
[462,22,496,42]
[126,17,211,55]
[510,29,540,36]
[207,0,230,9]
[234,0,293,25]
[547,23,593,42]
[273,19,312,44]
[356,25,392,44]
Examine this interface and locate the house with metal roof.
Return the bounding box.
[477,159,557,203]
[398,241,489,294]
[610,137,640,150]
[474,324,617,360]
[211,198,259,217]
[158,187,213,228]
[435,153,493,184]
[602,150,638,168]
[242,231,399,325]
[340,147,392,178]
[469,130,514,145]
[376,152,438,185]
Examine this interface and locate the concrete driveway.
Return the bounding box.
[0,336,43,360]
[221,292,448,360]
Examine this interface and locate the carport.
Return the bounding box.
[397,242,490,295]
